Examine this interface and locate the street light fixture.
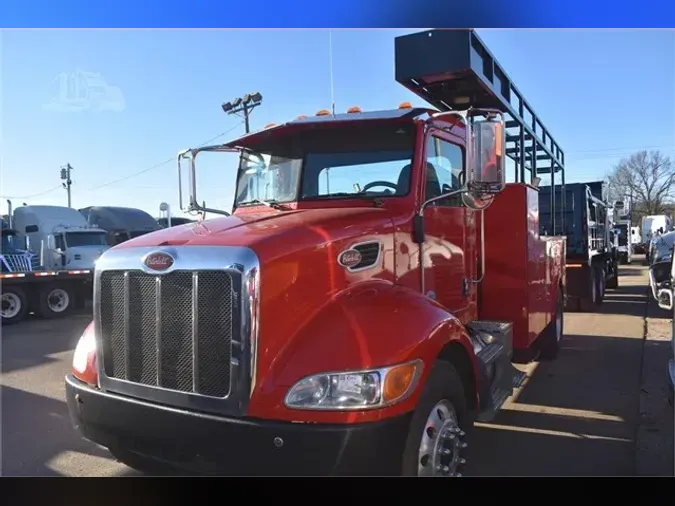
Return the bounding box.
[221,92,263,133]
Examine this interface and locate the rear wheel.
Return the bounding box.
[401,361,471,477]
[579,268,597,312]
[1,286,28,325]
[37,284,73,319]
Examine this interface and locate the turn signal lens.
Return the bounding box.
[72,322,98,386]
[383,361,420,403]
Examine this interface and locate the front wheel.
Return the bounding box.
[401,361,471,477]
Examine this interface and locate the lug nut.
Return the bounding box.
[439,448,451,455]
[458,430,465,437]
[459,458,466,464]
[460,442,468,449]
[455,472,463,477]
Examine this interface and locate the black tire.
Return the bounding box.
[401,361,471,477]
[1,286,29,326]
[595,265,606,303]
[539,286,563,361]
[37,283,73,319]
[579,267,597,312]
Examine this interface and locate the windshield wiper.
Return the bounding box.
[311,192,380,199]
[243,199,289,210]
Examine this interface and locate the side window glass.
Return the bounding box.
[425,135,464,206]
[55,235,66,250]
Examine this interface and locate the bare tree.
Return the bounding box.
[606,150,674,217]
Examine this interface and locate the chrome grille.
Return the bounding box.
[99,269,235,398]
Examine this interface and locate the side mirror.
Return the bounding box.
[657,288,673,311]
[463,112,506,210]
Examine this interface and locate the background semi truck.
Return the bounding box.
[539,181,618,312]
[66,29,567,476]
[79,206,161,246]
[2,201,108,325]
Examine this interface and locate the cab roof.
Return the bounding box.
[222,107,435,149]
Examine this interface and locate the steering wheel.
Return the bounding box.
[362,181,398,193]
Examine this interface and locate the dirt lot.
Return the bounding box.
[1,261,673,476]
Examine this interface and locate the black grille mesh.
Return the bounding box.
[99,270,234,398]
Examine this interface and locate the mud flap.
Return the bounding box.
[467,321,523,422]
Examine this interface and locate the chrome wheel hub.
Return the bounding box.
[417,399,467,477]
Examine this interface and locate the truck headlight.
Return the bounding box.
[284,360,423,410]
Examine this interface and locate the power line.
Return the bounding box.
[0,184,63,200]
[88,123,245,191]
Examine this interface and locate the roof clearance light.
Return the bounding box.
[316,109,331,116]
[347,106,362,113]
[297,115,307,120]
[264,123,277,129]
[398,102,413,109]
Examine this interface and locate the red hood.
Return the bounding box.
[116,207,395,263]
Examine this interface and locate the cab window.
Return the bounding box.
[424,135,464,206]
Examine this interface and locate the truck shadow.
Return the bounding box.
[465,332,656,476]
[0,384,141,477]
[1,314,91,375]
[594,283,648,317]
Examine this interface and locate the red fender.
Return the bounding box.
[247,279,479,424]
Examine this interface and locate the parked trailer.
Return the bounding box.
[539,182,618,312]
[66,29,566,476]
[1,269,92,325]
[1,204,98,325]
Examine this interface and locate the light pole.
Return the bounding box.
[221,92,263,134]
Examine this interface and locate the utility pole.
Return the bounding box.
[221,92,263,134]
[60,164,73,208]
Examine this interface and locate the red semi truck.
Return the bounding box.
[66,29,567,476]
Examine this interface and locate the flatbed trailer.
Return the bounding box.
[1,269,92,325]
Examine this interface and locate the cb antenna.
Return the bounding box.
[329,30,335,116]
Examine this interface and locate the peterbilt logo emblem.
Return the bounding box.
[144,252,174,271]
[338,249,362,268]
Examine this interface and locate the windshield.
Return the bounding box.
[234,123,416,206]
[64,231,108,247]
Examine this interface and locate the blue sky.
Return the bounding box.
[2,29,674,218]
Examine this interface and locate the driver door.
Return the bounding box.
[421,130,475,321]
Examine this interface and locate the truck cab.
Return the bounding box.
[79,206,161,246]
[11,205,109,270]
[66,29,566,477]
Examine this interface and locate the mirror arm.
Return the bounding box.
[417,188,466,295]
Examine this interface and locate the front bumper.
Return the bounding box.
[65,375,412,476]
